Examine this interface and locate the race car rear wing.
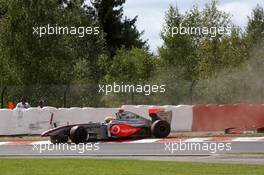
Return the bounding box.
[148,107,172,124]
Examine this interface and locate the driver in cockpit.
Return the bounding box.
[104,108,125,123]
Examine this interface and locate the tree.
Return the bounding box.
[191,3,264,104]
[158,4,201,103]
[91,0,147,57]
[0,0,106,107]
[159,4,195,78]
[102,47,155,105]
[197,0,232,78]
[245,5,264,47]
[158,1,249,104]
[106,47,155,83]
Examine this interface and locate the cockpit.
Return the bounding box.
[115,111,141,120]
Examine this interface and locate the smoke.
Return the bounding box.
[193,41,264,104]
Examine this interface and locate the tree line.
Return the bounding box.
[0,0,263,107]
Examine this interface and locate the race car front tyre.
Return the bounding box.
[70,126,87,144]
[151,120,171,138]
[50,135,68,144]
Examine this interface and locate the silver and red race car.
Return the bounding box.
[41,108,172,144]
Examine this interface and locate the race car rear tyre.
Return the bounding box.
[151,120,170,138]
[50,135,68,144]
[70,126,87,144]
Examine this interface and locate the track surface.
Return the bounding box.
[0,137,263,156]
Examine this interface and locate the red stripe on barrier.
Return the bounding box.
[103,139,140,144]
[8,141,33,145]
[157,138,189,143]
[205,137,235,142]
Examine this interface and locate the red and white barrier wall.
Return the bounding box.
[0,104,264,135]
[192,104,264,131]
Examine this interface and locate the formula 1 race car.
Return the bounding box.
[41,108,172,144]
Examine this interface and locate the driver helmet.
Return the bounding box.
[105,116,113,123]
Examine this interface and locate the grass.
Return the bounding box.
[0,158,263,175]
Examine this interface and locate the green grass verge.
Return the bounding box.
[0,158,263,175]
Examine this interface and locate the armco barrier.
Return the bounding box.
[192,104,264,131]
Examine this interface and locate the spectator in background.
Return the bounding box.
[38,99,45,108]
[16,97,31,109]
[8,101,15,109]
